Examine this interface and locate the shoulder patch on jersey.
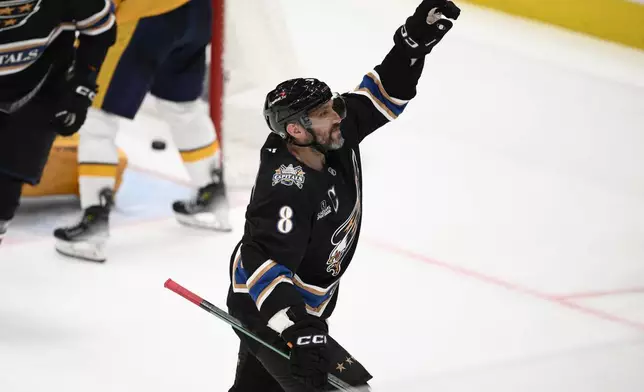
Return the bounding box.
[272,164,306,189]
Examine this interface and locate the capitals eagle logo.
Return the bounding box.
[326,150,362,276]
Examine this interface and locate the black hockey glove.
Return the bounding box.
[394,0,461,58]
[281,315,330,389]
[52,73,98,136]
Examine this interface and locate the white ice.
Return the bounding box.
[2,1,644,391]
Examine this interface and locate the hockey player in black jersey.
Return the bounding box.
[226,1,460,391]
[0,0,116,245]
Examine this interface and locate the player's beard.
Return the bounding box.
[324,125,344,150]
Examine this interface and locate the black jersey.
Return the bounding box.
[0,0,116,111]
[228,44,427,326]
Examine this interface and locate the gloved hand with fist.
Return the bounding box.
[52,69,98,136]
[280,309,330,389]
[395,0,461,58]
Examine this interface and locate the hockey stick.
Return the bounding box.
[163,278,359,392]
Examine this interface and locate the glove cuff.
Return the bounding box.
[281,317,329,347]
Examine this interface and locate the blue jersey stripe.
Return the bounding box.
[358,74,407,117]
[246,264,293,303]
[235,261,338,310]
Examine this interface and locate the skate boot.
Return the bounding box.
[53,189,113,262]
[172,169,232,231]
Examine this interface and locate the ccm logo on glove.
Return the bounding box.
[296,335,327,346]
[399,24,439,49]
[52,74,99,136]
[75,85,97,101]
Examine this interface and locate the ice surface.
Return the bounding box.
[2,2,643,391]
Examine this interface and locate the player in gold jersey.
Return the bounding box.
[54,0,230,262]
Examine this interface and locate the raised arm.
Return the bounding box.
[342,0,460,144]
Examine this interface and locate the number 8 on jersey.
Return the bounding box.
[277,206,294,234]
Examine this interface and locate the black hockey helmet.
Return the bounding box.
[263,78,335,139]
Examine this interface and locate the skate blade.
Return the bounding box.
[55,239,106,262]
[174,212,233,232]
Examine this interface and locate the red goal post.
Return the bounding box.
[210,0,224,150]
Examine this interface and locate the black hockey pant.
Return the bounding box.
[0,93,59,242]
[0,95,58,186]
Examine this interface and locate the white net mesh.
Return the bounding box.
[215,0,302,190]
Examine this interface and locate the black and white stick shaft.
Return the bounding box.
[163,279,358,391]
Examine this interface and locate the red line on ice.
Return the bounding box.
[368,240,644,333]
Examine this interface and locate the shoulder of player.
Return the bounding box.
[253,136,316,199]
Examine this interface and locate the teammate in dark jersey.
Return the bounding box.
[226,1,461,391]
[0,0,116,245]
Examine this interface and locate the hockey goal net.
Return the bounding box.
[208,0,300,189]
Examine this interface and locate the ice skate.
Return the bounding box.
[53,189,113,262]
[172,170,232,231]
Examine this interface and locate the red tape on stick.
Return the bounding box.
[164,279,203,306]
